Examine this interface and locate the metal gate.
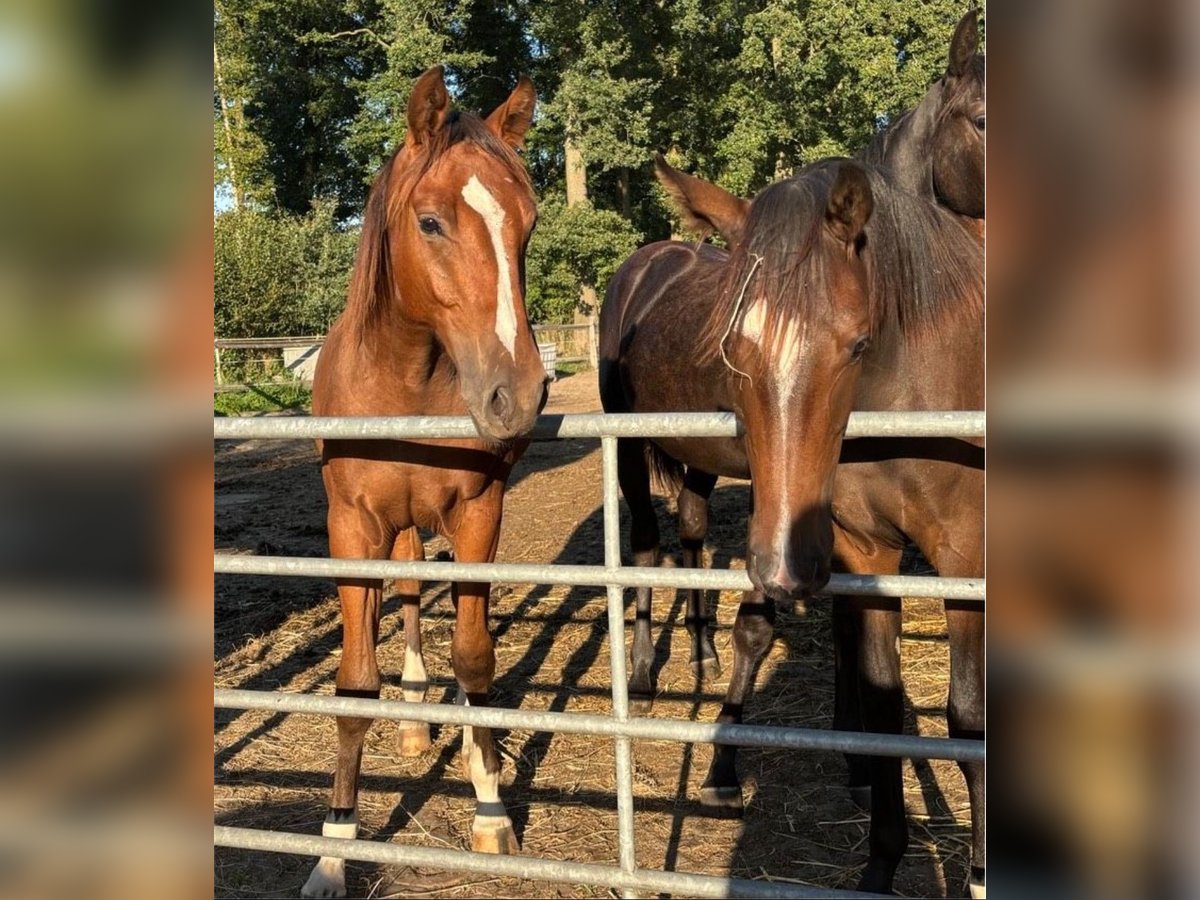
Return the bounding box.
[214,410,984,899]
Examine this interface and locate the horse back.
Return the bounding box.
[599,240,726,414]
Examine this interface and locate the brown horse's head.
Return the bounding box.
[656,157,875,600]
[348,66,547,441]
[931,10,986,218]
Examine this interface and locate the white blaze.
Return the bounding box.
[741,299,766,343]
[461,175,518,359]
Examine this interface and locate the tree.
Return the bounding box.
[213,0,982,333]
[214,0,385,218]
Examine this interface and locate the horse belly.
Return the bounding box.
[652,436,750,481]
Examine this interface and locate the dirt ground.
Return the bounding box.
[215,371,972,898]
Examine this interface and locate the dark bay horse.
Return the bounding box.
[303,66,546,898]
[836,10,986,895]
[859,9,985,230]
[600,155,982,895]
[601,158,876,706]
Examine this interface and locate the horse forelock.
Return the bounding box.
[697,163,840,369]
[344,111,533,345]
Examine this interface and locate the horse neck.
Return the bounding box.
[858,301,982,412]
[335,302,455,412]
[869,88,942,202]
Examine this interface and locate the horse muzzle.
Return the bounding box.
[470,374,549,442]
[747,546,831,601]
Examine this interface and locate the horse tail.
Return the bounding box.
[644,440,684,496]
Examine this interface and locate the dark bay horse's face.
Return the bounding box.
[656,159,875,600]
[391,68,547,441]
[932,11,986,218]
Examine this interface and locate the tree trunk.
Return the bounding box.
[213,38,244,210]
[564,131,598,315]
[565,133,588,208]
[616,167,631,218]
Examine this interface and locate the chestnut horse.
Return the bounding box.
[302,67,547,898]
[600,156,981,895]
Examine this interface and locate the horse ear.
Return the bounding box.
[653,153,750,246]
[825,162,874,248]
[948,10,979,77]
[485,75,537,149]
[406,65,451,148]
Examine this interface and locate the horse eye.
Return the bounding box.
[850,336,871,361]
[418,216,442,235]
[974,115,985,131]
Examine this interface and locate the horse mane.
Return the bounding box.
[856,162,982,342]
[344,110,533,343]
[698,158,981,365]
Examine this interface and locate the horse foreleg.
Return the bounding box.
[855,595,906,894]
[302,523,389,899]
[945,598,985,898]
[831,528,905,894]
[679,467,720,680]
[699,588,775,815]
[450,494,517,854]
[618,437,661,714]
[393,527,431,757]
[832,600,871,809]
[921,520,985,899]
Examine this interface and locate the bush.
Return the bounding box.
[214,200,358,338]
[526,196,642,323]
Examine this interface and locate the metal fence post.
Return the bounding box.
[214,346,223,386]
[589,315,599,369]
[601,435,638,896]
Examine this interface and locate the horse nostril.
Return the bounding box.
[490,385,513,422]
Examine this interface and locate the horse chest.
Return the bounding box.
[322,441,508,537]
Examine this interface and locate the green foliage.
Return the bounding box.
[214,201,357,337]
[215,383,313,416]
[525,196,642,323]
[213,0,982,332]
[215,0,386,217]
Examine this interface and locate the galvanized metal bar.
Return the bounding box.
[214,336,326,349]
[602,436,638,890]
[214,553,984,601]
[214,825,888,899]
[212,410,984,441]
[213,688,986,763]
[532,323,593,332]
[214,411,739,441]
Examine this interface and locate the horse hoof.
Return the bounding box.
[856,860,897,896]
[397,725,432,757]
[699,784,744,816]
[690,655,721,680]
[301,859,347,898]
[471,821,519,854]
[848,784,872,811]
[968,868,986,899]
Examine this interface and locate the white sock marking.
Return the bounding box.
[402,645,427,703]
[321,818,358,840]
[302,814,358,898]
[461,175,518,359]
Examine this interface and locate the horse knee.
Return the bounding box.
[452,639,495,693]
[732,608,774,660]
